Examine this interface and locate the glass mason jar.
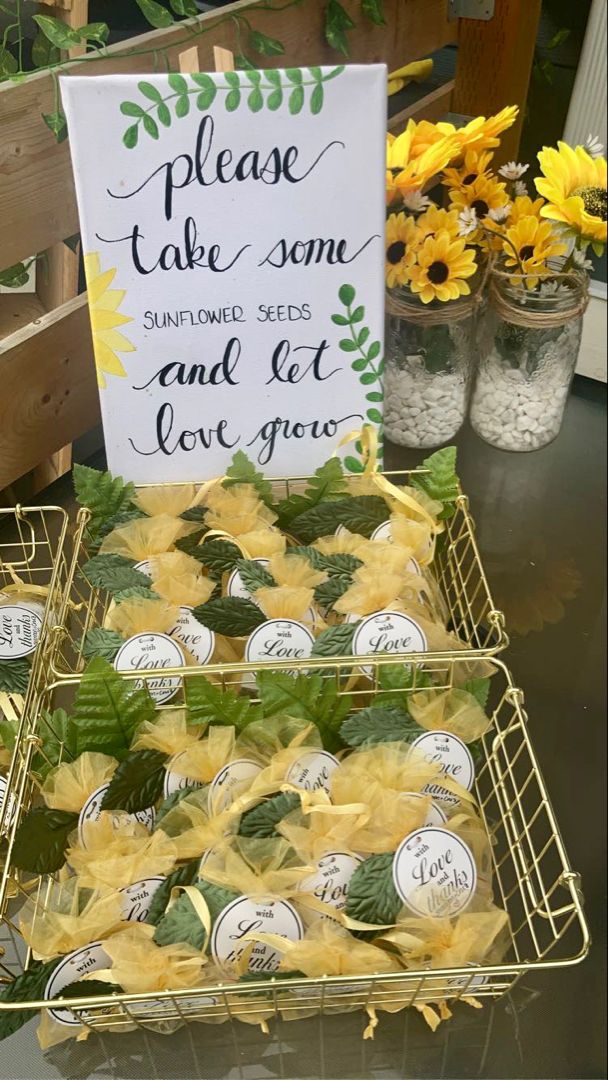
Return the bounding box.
[384,286,480,449]
[470,270,588,452]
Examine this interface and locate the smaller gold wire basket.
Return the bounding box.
[47,470,509,680]
[0,655,588,1036]
[0,506,70,836]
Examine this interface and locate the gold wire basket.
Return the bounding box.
[0,506,70,836]
[47,470,508,679]
[0,655,588,1036]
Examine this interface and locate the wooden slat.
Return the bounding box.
[0,294,99,489]
[0,0,457,269]
[389,80,455,133]
[452,0,542,164]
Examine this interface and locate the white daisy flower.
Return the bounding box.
[584,134,605,159]
[572,248,594,271]
[458,207,478,237]
[498,161,529,180]
[514,180,529,197]
[402,190,432,212]
[489,203,512,224]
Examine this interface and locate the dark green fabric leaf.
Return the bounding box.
[287,548,362,577]
[57,979,123,1000]
[113,585,159,603]
[154,881,238,948]
[81,554,150,595]
[224,451,274,507]
[291,496,388,543]
[238,791,300,838]
[179,537,240,579]
[191,597,266,637]
[0,958,61,1040]
[82,628,124,662]
[73,465,136,540]
[345,853,401,926]
[101,749,167,813]
[185,675,256,730]
[146,860,200,926]
[0,658,30,694]
[154,786,198,829]
[236,559,276,593]
[310,623,356,658]
[72,658,156,759]
[313,577,350,610]
[340,706,421,748]
[11,807,78,874]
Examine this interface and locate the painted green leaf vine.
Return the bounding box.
[120,66,345,148]
[332,284,384,474]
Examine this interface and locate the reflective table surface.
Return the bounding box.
[1,378,606,1080]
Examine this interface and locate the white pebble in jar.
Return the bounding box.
[384,365,468,449]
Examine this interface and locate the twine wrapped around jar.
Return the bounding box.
[487,268,589,329]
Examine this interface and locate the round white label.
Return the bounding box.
[410,730,475,809]
[298,851,363,915]
[0,773,16,832]
[162,760,204,798]
[78,783,155,847]
[245,620,315,669]
[403,791,448,828]
[170,607,215,666]
[133,560,152,577]
[352,610,427,674]
[208,758,263,813]
[445,965,489,991]
[120,877,164,922]
[0,604,42,659]
[113,632,185,704]
[392,827,477,918]
[285,750,340,795]
[45,942,111,1026]
[211,896,303,975]
[129,994,220,1018]
[227,559,271,603]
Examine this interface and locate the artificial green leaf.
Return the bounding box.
[180,538,241,581]
[224,450,274,507]
[180,506,207,523]
[313,577,350,610]
[340,705,420,748]
[101,749,167,813]
[376,663,433,707]
[235,559,276,593]
[463,678,491,710]
[174,528,206,558]
[250,29,285,55]
[287,548,362,577]
[291,496,388,543]
[72,658,156,759]
[310,622,356,658]
[345,853,401,926]
[411,446,459,519]
[73,465,136,540]
[42,110,68,142]
[154,881,238,948]
[0,958,61,1040]
[113,585,159,603]
[32,709,77,779]
[235,53,256,71]
[238,791,300,838]
[361,0,386,24]
[81,553,150,594]
[146,860,201,925]
[0,658,29,694]
[191,597,266,638]
[82,628,124,663]
[185,674,256,730]
[154,786,198,829]
[77,22,110,43]
[135,0,174,28]
[0,719,16,758]
[257,671,351,753]
[11,807,78,874]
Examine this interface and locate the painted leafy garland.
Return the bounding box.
[121,66,345,147]
[331,284,384,474]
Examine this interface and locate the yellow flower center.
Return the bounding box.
[387,241,406,265]
[427,260,449,284]
[471,199,489,218]
[572,185,607,222]
[519,245,535,262]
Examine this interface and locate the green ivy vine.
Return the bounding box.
[331,283,384,473]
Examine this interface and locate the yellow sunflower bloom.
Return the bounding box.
[455,106,519,154]
[385,212,419,288]
[407,230,478,304]
[387,122,460,198]
[442,149,495,191]
[449,173,509,222]
[508,194,545,226]
[84,253,135,390]
[535,141,607,250]
[415,205,461,240]
[502,215,568,288]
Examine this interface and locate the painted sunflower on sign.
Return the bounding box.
[407,231,477,304]
[84,253,136,389]
[535,142,607,252]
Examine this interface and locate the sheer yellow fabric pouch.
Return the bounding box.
[67,813,178,891]
[41,752,117,814]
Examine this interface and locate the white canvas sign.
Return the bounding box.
[61,65,386,483]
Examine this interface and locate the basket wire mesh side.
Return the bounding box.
[48,471,508,679]
[0,656,588,1034]
[0,506,70,837]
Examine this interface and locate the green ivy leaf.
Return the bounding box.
[42,110,68,142]
[367,341,381,361]
[191,597,266,638]
[235,53,256,71]
[135,0,174,28]
[154,881,238,948]
[32,14,80,49]
[146,860,201,925]
[0,659,30,694]
[264,68,281,87]
[101,749,167,813]
[11,807,78,874]
[362,0,386,23]
[366,391,383,402]
[345,853,401,925]
[236,559,276,593]
[224,450,274,506]
[31,31,60,68]
[72,658,156,759]
[0,958,61,1041]
[310,622,356,658]
[249,30,285,55]
[73,465,136,541]
[170,0,199,16]
[340,705,420,748]
[81,553,150,594]
[82,628,124,663]
[291,496,388,543]
[267,87,283,110]
[157,102,171,126]
[463,678,491,710]
[238,791,300,838]
[0,45,18,76]
[411,446,459,519]
[185,674,256,730]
